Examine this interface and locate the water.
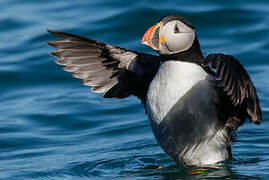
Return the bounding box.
[1,0,269,179]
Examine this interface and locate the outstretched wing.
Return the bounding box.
[205,53,262,126]
[47,30,160,104]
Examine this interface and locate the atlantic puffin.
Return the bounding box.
[47,15,262,166]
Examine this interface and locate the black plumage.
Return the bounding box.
[204,54,261,125]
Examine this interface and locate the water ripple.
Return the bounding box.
[1,0,269,179]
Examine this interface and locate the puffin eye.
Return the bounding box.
[174,24,180,33]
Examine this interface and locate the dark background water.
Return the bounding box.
[1,0,269,179]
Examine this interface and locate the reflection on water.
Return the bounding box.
[0,0,269,179]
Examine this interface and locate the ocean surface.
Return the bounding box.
[1,0,269,179]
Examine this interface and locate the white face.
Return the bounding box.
[159,20,195,55]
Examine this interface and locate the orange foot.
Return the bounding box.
[189,168,208,174]
[188,164,221,175]
[156,165,164,169]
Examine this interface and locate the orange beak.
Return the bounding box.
[141,23,160,50]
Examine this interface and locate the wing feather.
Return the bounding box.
[205,53,262,125]
[47,29,160,104]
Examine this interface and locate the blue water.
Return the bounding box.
[1,0,269,179]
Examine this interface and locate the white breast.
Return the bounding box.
[146,61,210,124]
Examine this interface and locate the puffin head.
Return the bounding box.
[141,15,198,57]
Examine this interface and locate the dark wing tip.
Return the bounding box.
[47,29,65,46]
[47,40,55,47]
[252,107,262,125]
[47,29,66,37]
[47,29,54,33]
[47,29,71,38]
